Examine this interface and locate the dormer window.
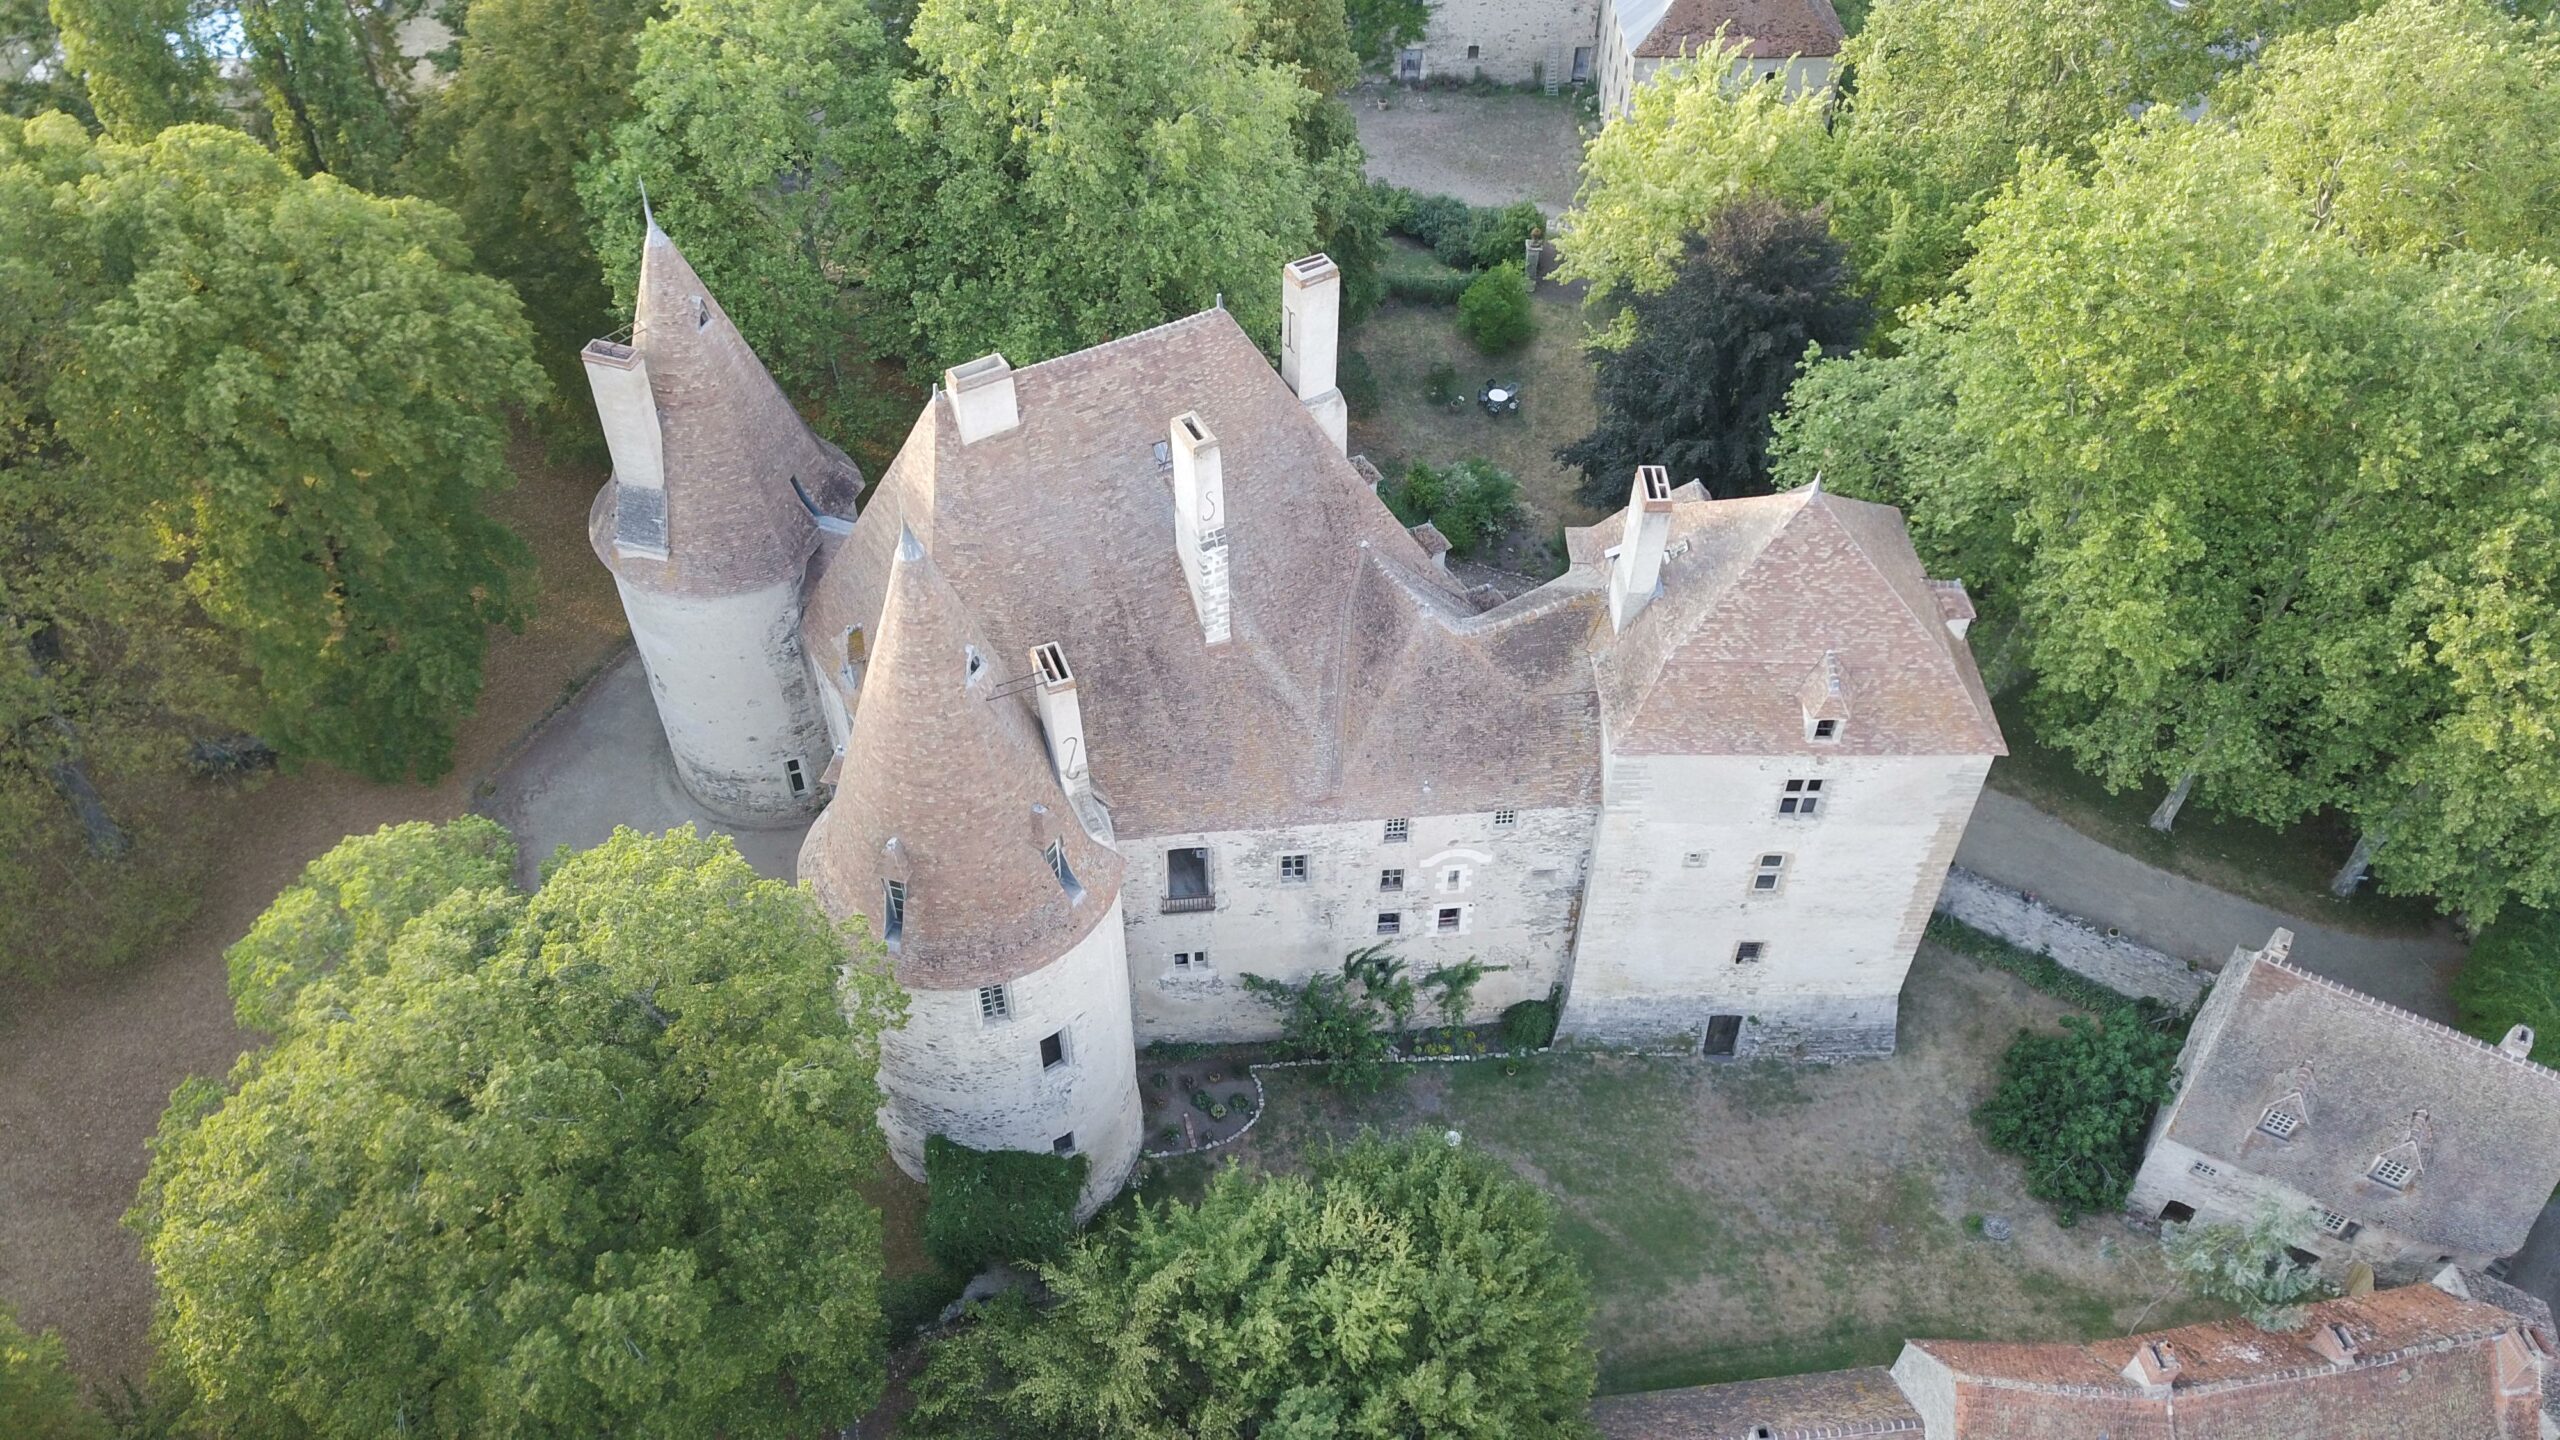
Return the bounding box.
[1812,718,1840,741]
[2370,1156,2415,1190]
[843,626,867,669]
[964,645,986,682]
[1046,840,1081,900]
[2258,1105,2302,1140]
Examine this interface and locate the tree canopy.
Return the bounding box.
[0,1302,108,1440]
[1771,0,2560,919]
[1976,1006,2184,1224]
[2451,906,2560,1051]
[1561,198,1869,504]
[132,821,906,1439]
[909,1133,1598,1439]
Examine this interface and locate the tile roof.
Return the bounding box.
[800,308,1605,849]
[592,224,863,598]
[1621,0,1847,59]
[797,530,1125,990]
[2157,942,2560,1259]
[1590,1366,1922,1437]
[1580,485,2005,759]
[1909,1282,2549,1439]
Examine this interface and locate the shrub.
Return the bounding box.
[1458,262,1535,354]
[2451,906,2560,1049]
[1239,945,1418,1093]
[922,1135,1089,1277]
[1975,1006,2182,1224]
[1387,459,1525,555]
[880,1267,973,1345]
[2163,1207,2333,1331]
[1470,200,1547,269]
[1382,264,1474,305]
[1424,361,1462,407]
[1502,997,1559,1051]
[1339,348,1382,418]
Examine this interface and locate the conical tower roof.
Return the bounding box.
[598,222,864,597]
[799,530,1124,990]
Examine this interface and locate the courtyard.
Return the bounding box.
[1350,83,1589,217]
[1137,940,2229,1395]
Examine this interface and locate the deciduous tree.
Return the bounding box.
[132,822,906,1440]
[48,0,220,138]
[2162,1208,2332,1331]
[1976,1006,2183,1224]
[2451,905,2560,1051]
[1562,198,1868,503]
[909,1134,1598,1439]
[0,1303,107,1440]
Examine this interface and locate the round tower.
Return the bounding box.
[580,220,862,825]
[798,529,1142,1218]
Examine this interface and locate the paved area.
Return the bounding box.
[477,649,811,887]
[1350,83,1588,215]
[1954,789,2466,1022]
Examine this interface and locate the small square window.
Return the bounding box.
[1039,1030,1067,1070]
[2370,1157,2415,1190]
[978,984,1009,1021]
[1779,778,1825,816]
[1376,911,1402,936]
[2190,1160,2220,1178]
[1492,807,1517,828]
[1750,854,1787,892]
[1442,867,1464,892]
[1734,941,1765,964]
[1173,950,1208,971]
[883,879,907,944]
[1384,818,1410,844]
[1436,906,1462,934]
[2259,1107,2302,1140]
[1466,42,1480,59]
[1812,717,1839,741]
[1280,853,1309,882]
[1053,1132,1076,1156]
[1380,868,1405,892]
[2315,1207,2354,1236]
[785,757,808,795]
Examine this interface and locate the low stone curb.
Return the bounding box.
[1936,866,2209,1010]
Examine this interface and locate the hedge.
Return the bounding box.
[921,1134,1088,1277]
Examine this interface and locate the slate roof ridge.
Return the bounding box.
[1003,308,1227,384]
[2247,950,2560,1088]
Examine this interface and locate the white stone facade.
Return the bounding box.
[2126,1135,2487,1284]
[876,897,1144,1219]
[1408,0,1602,86]
[1118,808,1594,1043]
[1561,752,1991,1058]
[618,575,832,825]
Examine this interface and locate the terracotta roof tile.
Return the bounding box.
[1624,0,1847,59]
[1590,1366,1922,1437]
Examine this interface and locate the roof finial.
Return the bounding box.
[1808,470,1824,495]
[639,178,658,238]
[896,524,925,564]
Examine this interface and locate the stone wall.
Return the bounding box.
[1934,868,2208,1010]
[1559,751,1992,1056]
[1119,806,1593,1044]
[1414,0,1600,85]
[2125,1135,2490,1283]
[619,572,831,825]
[875,897,1143,1219]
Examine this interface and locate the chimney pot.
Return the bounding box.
[2122,1340,2182,1392]
[2310,1322,2362,1367]
[2503,1024,2536,1060]
[945,354,1020,443]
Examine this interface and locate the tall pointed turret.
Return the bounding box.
[582,219,864,823]
[799,530,1141,1217]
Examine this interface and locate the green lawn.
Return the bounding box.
[1135,944,2229,1395]
[1346,251,1605,578]
[1983,687,2444,938]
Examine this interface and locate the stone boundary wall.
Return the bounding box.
[1935,867,2209,1010]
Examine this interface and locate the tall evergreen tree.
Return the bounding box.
[1561,198,1869,504]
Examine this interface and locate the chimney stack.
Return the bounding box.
[581,338,671,560]
[1170,413,1232,646]
[2309,1322,2362,1368]
[1281,255,1347,454]
[946,353,1021,444]
[1031,643,1091,797]
[1929,578,1977,639]
[1608,465,1674,632]
[2121,1341,2181,1394]
[2503,1025,2536,1060]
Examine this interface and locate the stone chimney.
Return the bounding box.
[2121,1340,2181,1395]
[1281,254,1347,453]
[2308,1321,2362,1368]
[1608,465,1674,633]
[1030,642,1090,797]
[1170,413,1231,646]
[2263,927,2296,965]
[2502,1024,2536,1060]
[946,353,1020,444]
[1929,578,1977,639]
[581,338,671,560]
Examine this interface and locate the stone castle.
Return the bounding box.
[581,222,2004,1213]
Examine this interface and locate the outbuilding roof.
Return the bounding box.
[1619,0,1848,60]
[2156,938,2560,1259]
[1590,1366,1921,1437]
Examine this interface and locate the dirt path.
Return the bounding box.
[0,440,627,1385]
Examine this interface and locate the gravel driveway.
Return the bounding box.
[1350,83,1588,215]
